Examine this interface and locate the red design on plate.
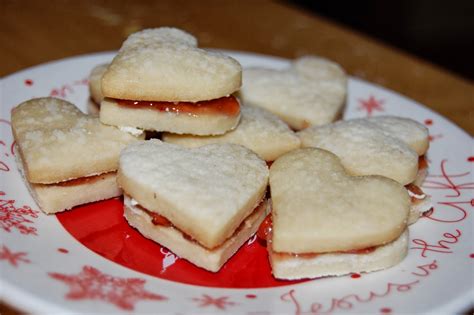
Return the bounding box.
[58,248,69,254]
[49,78,89,99]
[470,254,474,258]
[56,198,305,288]
[0,158,9,172]
[350,273,361,279]
[49,265,166,310]
[0,245,30,267]
[0,191,39,235]
[24,79,33,86]
[246,294,257,299]
[424,119,433,125]
[411,260,438,277]
[192,294,236,310]
[411,229,461,258]
[468,156,474,162]
[357,95,384,117]
[428,134,443,142]
[424,201,470,223]
[50,85,74,98]
[281,281,419,314]
[423,160,473,198]
[380,307,392,313]
[0,119,13,172]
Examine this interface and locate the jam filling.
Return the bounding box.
[147,211,172,227]
[137,198,266,250]
[116,95,240,116]
[258,213,378,258]
[418,155,428,170]
[53,172,115,187]
[405,183,427,203]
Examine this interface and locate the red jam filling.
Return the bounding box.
[139,199,266,250]
[259,213,377,258]
[116,95,240,116]
[418,155,428,170]
[55,172,113,187]
[406,183,424,196]
[149,212,172,227]
[405,183,426,203]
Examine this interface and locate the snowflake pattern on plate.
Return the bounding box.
[192,294,237,310]
[0,191,39,235]
[357,95,384,116]
[49,265,167,310]
[0,245,30,267]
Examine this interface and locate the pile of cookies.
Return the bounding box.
[11,27,431,280]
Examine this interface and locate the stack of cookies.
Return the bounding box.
[12,27,431,280]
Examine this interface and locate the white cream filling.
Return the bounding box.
[130,197,139,206]
[119,126,144,136]
[420,197,433,213]
[124,195,146,217]
[408,188,426,200]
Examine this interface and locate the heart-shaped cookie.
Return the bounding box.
[240,56,347,130]
[101,27,242,102]
[270,148,410,254]
[162,104,301,161]
[118,140,269,249]
[298,116,429,185]
[11,97,143,184]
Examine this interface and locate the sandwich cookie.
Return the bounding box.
[100,27,242,135]
[239,55,347,130]
[298,116,431,223]
[266,148,410,280]
[11,97,144,214]
[162,105,301,162]
[87,63,108,115]
[119,140,269,272]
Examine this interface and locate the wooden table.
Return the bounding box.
[1,1,472,313]
[1,0,472,135]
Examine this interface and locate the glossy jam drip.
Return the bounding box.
[418,155,428,170]
[406,183,424,196]
[405,183,426,203]
[149,212,172,227]
[116,95,240,116]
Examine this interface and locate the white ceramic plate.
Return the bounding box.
[1,51,472,314]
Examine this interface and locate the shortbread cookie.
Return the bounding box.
[11,97,143,213]
[125,196,269,272]
[118,141,269,269]
[87,63,108,114]
[240,56,347,130]
[298,116,431,223]
[100,97,241,135]
[267,148,410,279]
[163,105,301,161]
[269,229,409,280]
[102,28,241,102]
[100,27,242,135]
